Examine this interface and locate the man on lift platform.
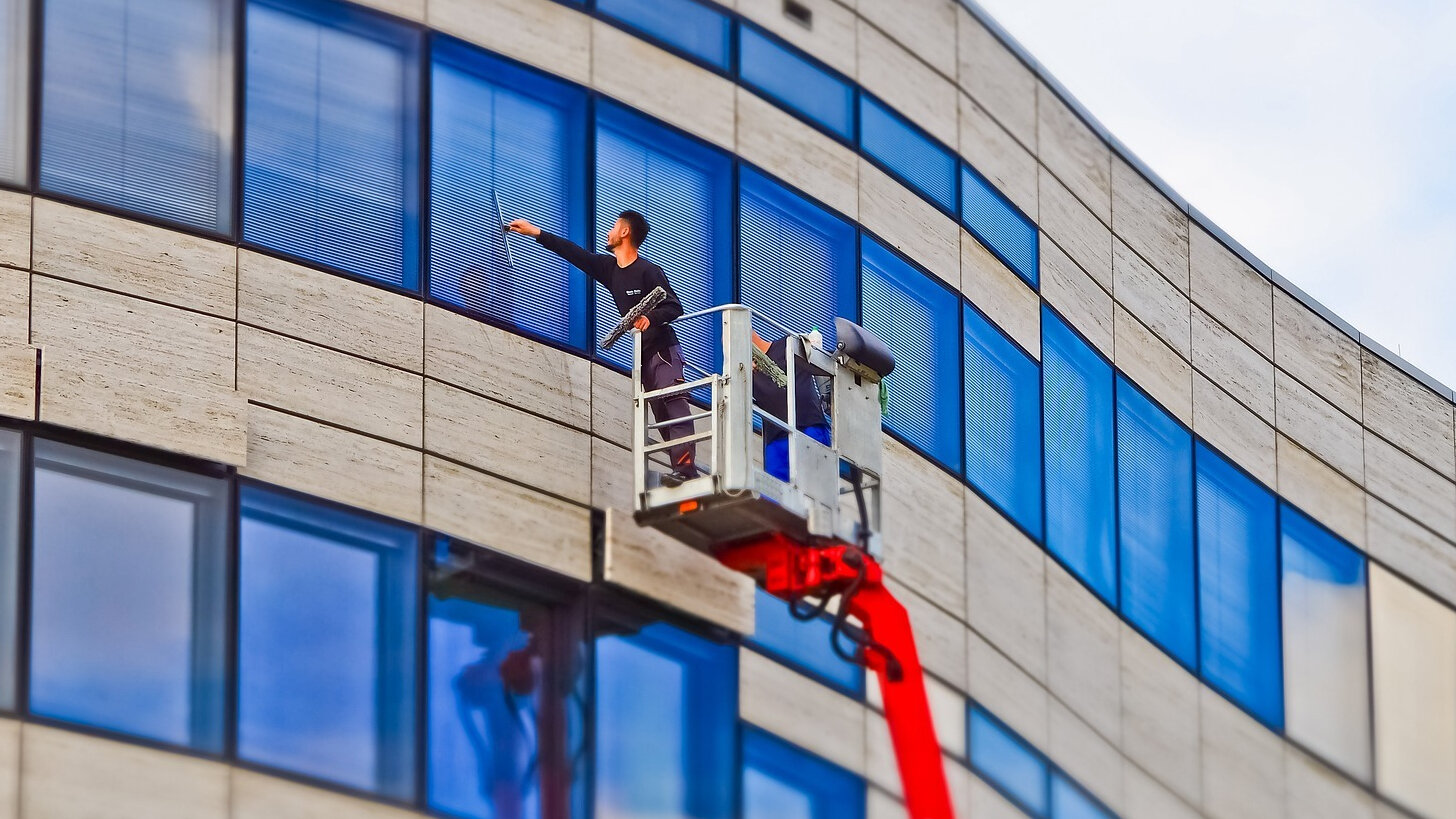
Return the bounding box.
[751,330,830,483]
[506,211,700,486]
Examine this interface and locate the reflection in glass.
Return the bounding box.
[28,440,228,749]
[0,0,28,185]
[1371,564,1456,818]
[748,588,863,696]
[1116,377,1195,668]
[238,486,417,798]
[742,727,864,819]
[40,0,234,231]
[429,592,547,819]
[594,621,735,819]
[1196,443,1281,729]
[1042,307,1116,603]
[1280,504,1370,781]
[968,706,1047,815]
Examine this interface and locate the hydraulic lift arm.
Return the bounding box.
[718,533,955,819]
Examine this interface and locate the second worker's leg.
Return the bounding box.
[645,345,698,481]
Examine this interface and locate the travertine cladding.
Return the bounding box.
[858,0,957,79]
[735,88,859,219]
[1050,698,1124,812]
[955,7,1037,151]
[856,20,958,148]
[1272,288,1362,417]
[1114,237,1191,359]
[1275,369,1363,483]
[1193,372,1278,487]
[429,0,591,85]
[593,21,737,151]
[1277,434,1367,547]
[736,0,857,77]
[961,231,1039,358]
[1040,165,1113,290]
[0,190,30,270]
[1111,158,1189,292]
[958,91,1038,218]
[858,159,960,284]
[1120,625,1201,805]
[1190,224,1273,357]
[967,626,1048,743]
[1200,690,1286,819]
[32,199,236,318]
[1040,232,1114,356]
[1038,84,1112,222]
[965,487,1045,679]
[1192,305,1274,421]
[1114,304,1194,426]
[1045,561,1122,743]
[0,267,28,344]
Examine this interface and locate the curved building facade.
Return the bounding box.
[0,0,1452,817]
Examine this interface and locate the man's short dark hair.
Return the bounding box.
[619,210,650,247]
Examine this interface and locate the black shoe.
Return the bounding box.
[660,470,698,488]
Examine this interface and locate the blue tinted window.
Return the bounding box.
[859,96,957,212]
[238,486,418,798]
[1042,308,1116,603]
[597,0,730,69]
[430,40,589,348]
[1281,503,1371,779]
[1116,376,1196,668]
[742,727,865,819]
[595,622,735,819]
[1051,773,1112,819]
[428,590,547,819]
[961,164,1037,288]
[0,0,27,185]
[1197,443,1282,729]
[748,588,864,696]
[40,0,233,231]
[861,237,961,469]
[29,441,228,750]
[0,432,17,711]
[739,168,856,348]
[969,706,1048,814]
[595,104,732,373]
[243,0,421,289]
[738,25,853,139]
[964,301,1042,539]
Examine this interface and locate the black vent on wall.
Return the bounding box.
[783,0,813,29]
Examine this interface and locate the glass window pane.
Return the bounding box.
[595,104,732,373]
[0,432,17,711]
[1196,443,1281,728]
[961,164,1037,288]
[428,588,551,819]
[1280,504,1370,781]
[964,301,1042,540]
[40,0,233,231]
[1042,307,1116,603]
[0,0,28,185]
[1116,376,1195,668]
[738,168,856,349]
[742,727,865,819]
[748,588,864,696]
[861,237,961,469]
[859,95,956,212]
[968,706,1047,814]
[596,0,730,69]
[238,486,417,798]
[594,621,735,819]
[1371,564,1456,817]
[429,41,588,348]
[738,25,853,139]
[1050,772,1111,819]
[28,440,228,749]
[243,0,421,289]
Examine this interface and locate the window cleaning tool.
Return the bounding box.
[599,286,667,350]
[493,188,518,276]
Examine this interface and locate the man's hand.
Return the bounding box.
[505,218,541,237]
[633,316,650,332]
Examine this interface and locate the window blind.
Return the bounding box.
[964,302,1042,540]
[429,41,588,348]
[243,0,420,289]
[40,0,233,231]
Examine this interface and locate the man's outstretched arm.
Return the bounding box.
[506,218,599,278]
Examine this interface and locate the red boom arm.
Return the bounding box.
[718,533,956,819]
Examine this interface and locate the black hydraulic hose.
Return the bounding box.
[828,549,904,683]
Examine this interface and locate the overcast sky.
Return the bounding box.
[972,0,1456,391]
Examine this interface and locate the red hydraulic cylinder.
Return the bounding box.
[718,534,956,819]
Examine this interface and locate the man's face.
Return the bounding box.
[605,217,630,251]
